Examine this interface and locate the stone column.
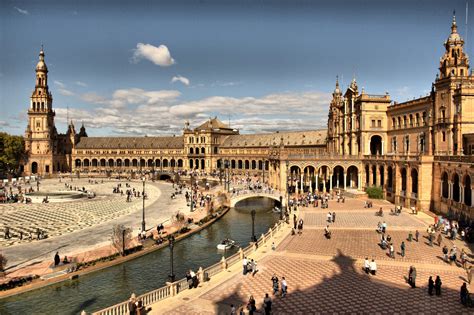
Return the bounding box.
[381,140,384,155]
[343,172,347,190]
[448,182,453,199]
[329,173,333,192]
[471,187,474,207]
[460,185,465,204]
[315,174,319,192]
[300,173,304,193]
[358,174,362,190]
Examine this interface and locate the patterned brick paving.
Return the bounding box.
[170,255,470,314]
[278,229,461,266]
[0,179,160,246]
[162,198,473,314]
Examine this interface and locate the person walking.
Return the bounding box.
[435,276,442,296]
[428,276,434,296]
[54,252,60,266]
[271,274,279,295]
[364,257,370,274]
[332,212,336,223]
[247,295,256,314]
[243,257,248,275]
[401,241,406,258]
[263,293,272,315]
[281,277,288,297]
[408,266,416,288]
[389,244,395,259]
[415,230,419,242]
[370,259,377,275]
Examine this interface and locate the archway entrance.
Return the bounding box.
[31,162,38,174]
[346,166,359,189]
[370,135,382,155]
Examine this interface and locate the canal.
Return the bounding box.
[0,197,279,315]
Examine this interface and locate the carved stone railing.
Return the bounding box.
[90,220,285,315]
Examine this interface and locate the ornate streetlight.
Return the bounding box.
[168,235,176,282]
[279,195,283,220]
[286,160,290,213]
[251,209,256,242]
[190,174,194,212]
[141,177,146,233]
[224,160,230,192]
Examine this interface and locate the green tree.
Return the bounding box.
[0,132,25,177]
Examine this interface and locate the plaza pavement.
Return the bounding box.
[149,198,474,314]
[0,179,192,271]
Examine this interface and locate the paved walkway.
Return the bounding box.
[150,198,473,314]
[1,179,192,271]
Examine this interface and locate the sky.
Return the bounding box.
[0,0,471,136]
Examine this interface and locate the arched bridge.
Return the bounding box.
[230,191,286,208]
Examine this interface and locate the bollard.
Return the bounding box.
[269,227,273,238]
[261,233,265,244]
[198,266,204,283]
[221,256,227,270]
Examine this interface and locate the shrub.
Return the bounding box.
[366,186,384,199]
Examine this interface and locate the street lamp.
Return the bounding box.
[168,235,176,282]
[251,209,256,242]
[286,160,290,213]
[190,174,194,212]
[224,160,230,192]
[279,196,283,220]
[219,160,223,186]
[141,177,146,233]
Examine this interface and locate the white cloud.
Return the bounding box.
[81,88,181,109]
[58,89,75,96]
[54,80,65,88]
[171,75,190,86]
[131,43,175,66]
[70,88,330,135]
[13,7,29,15]
[75,81,87,87]
[53,80,74,96]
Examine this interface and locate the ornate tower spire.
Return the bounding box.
[439,12,470,78]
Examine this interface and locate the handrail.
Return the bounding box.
[92,219,285,315]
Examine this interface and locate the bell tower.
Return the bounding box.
[439,13,469,79]
[24,47,56,175]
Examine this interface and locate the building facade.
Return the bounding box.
[23,16,474,219]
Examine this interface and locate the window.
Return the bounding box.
[392,118,396,128]
[442,132,446,142]
[377,120,382,127]
[371,120,375,127]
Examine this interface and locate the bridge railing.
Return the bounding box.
[90,219,286,315]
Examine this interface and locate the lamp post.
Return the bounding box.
[168,235,176,282]
[279,195,283,220]
[219,160,223,186]
[141,177,146,233]
[286,160,290,213]
[151,158,155,181]
[251,209,256,242]
[190,174,194,212]
[224,160,230,192]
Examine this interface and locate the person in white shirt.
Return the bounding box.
[364,257,370,274]
[281,277,288,297]
[369,259,377,275]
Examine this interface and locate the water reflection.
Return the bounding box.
[0,198,278,314]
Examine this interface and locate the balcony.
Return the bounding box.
[437,118,449,126]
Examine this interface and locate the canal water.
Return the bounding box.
[0,197,279,315]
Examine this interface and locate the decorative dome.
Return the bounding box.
[447,13,462,43]
[35,47,48,72]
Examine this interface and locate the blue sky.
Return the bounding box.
[0,0,470,136]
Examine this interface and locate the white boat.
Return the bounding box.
[217,239,235,250]
[272,207,281,213]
